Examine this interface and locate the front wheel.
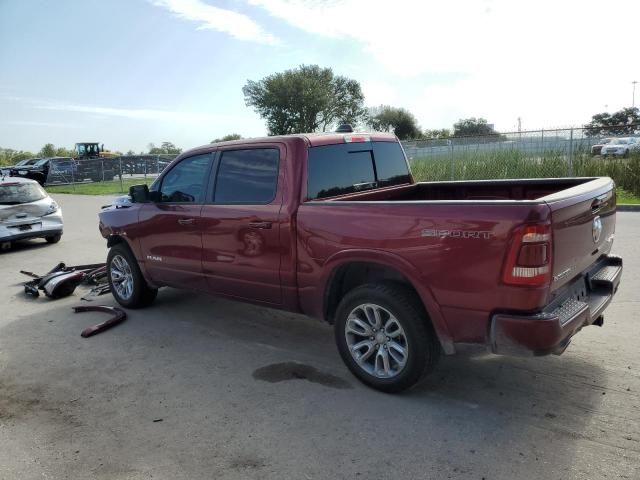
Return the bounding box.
[107,243,157,308]
[334,283,440,393]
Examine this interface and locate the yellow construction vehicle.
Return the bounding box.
[74,142,117,159]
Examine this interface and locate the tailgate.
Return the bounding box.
[544,177,616,292]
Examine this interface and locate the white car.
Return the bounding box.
[600,137,639,157]
[0,176,63,249]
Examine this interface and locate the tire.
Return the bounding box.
[45,233,62,244]
[334,282,440,393]
[107,243,157,308]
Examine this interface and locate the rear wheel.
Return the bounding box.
[334,282,440,393]
[45,233,62,244]
[107,243,157,308]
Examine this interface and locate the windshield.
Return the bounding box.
[15,158,40,166]
[611,138,629,145]
[32,158,49,166]
[0,182,47,204]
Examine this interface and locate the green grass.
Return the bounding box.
[45,177,151,195]
[616,188,640,204]
[409,150,640,201]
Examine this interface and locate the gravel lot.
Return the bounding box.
[1,194,638,480]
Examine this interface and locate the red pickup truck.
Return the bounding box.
[99,132,622,392]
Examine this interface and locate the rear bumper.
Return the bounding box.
[0,211,64,243]
[490,255,622,356]
[1,228,63,243]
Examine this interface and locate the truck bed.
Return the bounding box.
[320,178,597,203]
[298,175,617,352]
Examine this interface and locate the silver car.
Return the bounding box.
[0,176,63,249]
[600,137,639,157]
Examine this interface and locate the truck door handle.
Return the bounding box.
[248,221,272,229]
[177,218,194,225]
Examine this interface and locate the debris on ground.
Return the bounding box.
[21,262,108,300]
[73,305,126,338]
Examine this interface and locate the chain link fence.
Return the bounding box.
[45,154,178,191]
[36,125,640,197]
[402,125,640,196]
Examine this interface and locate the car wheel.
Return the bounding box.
[334,282,440,393]
[107,243,157,308]
[45,233,62,244]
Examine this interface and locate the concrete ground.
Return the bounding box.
[1,194,638,480]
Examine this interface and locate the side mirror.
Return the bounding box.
[129,184,149,203]
[101,143,104,152]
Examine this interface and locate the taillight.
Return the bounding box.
[502,224,552,286]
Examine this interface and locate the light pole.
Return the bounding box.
[633,81,638,108]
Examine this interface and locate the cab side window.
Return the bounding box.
[213,149,279,204]
[159,154,210,203]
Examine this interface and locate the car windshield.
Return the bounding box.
[32,158,49,166]
[0,182,47,204]
[611,138,629,145]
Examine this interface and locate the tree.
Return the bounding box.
[453,117,498,137]
[0,148,36,166]
[423,128,451,139]
[584,107,640,136]
[243,65,366,135]
[211,134,243,143]
[148,142,182,155]
[366,105,420,140]
[55,146,75,157]
[39,143,56,157]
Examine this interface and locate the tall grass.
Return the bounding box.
[409,150,640,196]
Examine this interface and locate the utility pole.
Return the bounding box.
[633,81,638,108]
[517,117,522,144]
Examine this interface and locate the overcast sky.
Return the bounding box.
[1,0,638,153]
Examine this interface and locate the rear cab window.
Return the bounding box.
[307,141,411,200]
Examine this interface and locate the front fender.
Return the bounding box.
[103,233,159,290]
